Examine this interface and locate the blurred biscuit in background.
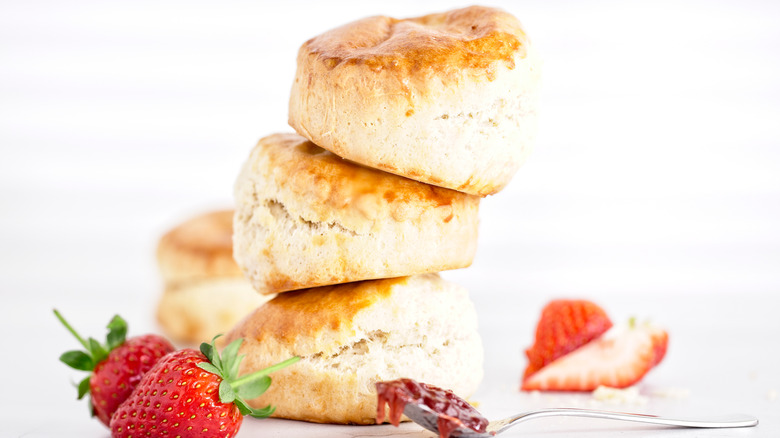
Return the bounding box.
[156,210,271,344]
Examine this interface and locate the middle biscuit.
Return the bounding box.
[234,133,480,295]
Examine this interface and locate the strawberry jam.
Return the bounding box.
[376,378,489,438]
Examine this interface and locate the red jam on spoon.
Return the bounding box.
[376,378,490,438]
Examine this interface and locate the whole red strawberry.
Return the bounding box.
[523,299,613,379]
[110,336,299,437]
[55,310,175,426]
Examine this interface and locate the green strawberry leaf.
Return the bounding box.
[60,350,94,371]
[231,354,246,381]
[88,337,108,364]
[200,336,223,370]
[236,375,271,400]
[106,315,127,350]
[219,379,236,404]
[77,376,91,399]
[200,341,215,362]
[221,338,243,380]
[232,397,253,416]
[197,362,221,376]
[246,403,275,419]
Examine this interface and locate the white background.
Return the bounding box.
[1,0,779,436]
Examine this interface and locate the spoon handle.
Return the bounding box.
[498,408,758,431]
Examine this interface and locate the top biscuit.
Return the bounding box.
[289,6,541,196]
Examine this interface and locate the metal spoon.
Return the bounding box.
[403,403,758,437]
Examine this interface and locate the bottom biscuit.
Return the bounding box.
[222,273,483,424]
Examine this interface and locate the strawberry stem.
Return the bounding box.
[54,309,90,351]
[231,356,300,388]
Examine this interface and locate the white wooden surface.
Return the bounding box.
[1,0,778,436]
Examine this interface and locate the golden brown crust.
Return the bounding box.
[224,277,401,347]
[157,210,242,282]
[304,6,527,81]
[262,134,462,220]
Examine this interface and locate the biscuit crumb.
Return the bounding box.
[592,386,647,405]
[649,387,691,399]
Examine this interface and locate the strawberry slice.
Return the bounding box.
[524,300,613,379]
[522,322,668,391]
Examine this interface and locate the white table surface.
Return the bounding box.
[1,0,779,436]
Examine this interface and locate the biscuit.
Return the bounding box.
[157,210,242,283]
[222,274,483,424]
[233,133,479,295]
[156,279,269,345]
[289,6,541,196]
[156,210,271,344]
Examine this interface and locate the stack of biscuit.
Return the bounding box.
[224,6,538,425]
